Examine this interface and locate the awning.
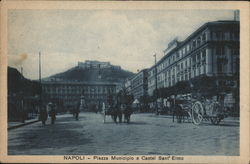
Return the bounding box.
[132,99,140,104]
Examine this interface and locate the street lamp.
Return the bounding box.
[153,54,158,115]
[38,52,43,119]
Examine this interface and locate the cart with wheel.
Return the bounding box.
[191,100,227,125]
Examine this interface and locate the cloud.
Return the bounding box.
[9,53,28,66]
[8,10,234,79]
[78,11,162,70]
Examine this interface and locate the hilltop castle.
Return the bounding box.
[78,60,121,70]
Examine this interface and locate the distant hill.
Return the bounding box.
[8,67,41,96]
[44,66,135,83]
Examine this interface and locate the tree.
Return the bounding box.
[190,75,217,98]
[174,81,191,95]
[139,95,150,108]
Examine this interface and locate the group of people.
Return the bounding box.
[102,103,133,124]
[39,101,133,125]
[39,102,57,125]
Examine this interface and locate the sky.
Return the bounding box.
[8,9,235,80]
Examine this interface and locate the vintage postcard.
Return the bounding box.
[0,1,249,163]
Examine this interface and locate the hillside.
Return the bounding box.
[8,67,41,96]
[45,66,135,83]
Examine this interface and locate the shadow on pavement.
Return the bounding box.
[126,121,148,125]
[217,123,240,127]
[103,121,148,125]
[198,122,239,127]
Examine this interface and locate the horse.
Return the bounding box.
[123,105,133,124]
[172,104,191,123]
[112,104,122,123]
[101,103,122,124]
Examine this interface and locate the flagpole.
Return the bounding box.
[39,52,42,116]
[39,52,41,83]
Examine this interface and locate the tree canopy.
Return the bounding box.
[153,75,238,99]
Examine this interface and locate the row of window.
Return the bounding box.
[210,31,239,41]
[132,79,143,87]
[43,85,115,90]
[43,86,116,94]
[164,64,207,87]
[47,94,108,99]
[132,86,144,95]
[149,48,207,85]
[156,32,208,74]
[149,64,208,89]
[131,72,147,88]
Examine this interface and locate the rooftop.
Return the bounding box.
[158,20,240,66]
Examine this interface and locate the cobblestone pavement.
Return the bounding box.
[8,112,239,155]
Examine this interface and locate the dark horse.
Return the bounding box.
[102,104,122,123]
[173,104,183,123]
[123,105,132,124]
[172,104,191,123]
[113,104,123,123]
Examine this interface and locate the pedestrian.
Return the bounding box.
[72,108,75,117]
[40,108,48,126]
[115,103,122,123]
[49,104,57,124]
[21,109,27,123]
[102,102,106,123]
[74,106,80,120]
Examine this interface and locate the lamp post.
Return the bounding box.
[38,52,42,118]
[153,54,158,115]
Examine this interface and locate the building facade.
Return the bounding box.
[148,20,239,98]
[130,69,148,100]
[124,78,132,95]
[42,81,117,111]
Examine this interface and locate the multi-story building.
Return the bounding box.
[130,69,148,100]
[124,78,132,95]
[148,20,239,103]
[147,65,155,96]
[42,81,117,111]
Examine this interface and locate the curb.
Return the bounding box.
[8,120,40,130]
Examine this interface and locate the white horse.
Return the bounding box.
[101,103,115,123]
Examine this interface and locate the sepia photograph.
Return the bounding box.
[0,1,249,163]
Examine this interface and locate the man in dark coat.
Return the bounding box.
[49,104,56,124]
[40,109,48,125]
[74,106,80,120]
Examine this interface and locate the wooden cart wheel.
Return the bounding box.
[191,101,204,125]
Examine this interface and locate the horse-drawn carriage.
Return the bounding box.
[174,97,228,125]
[101,103,132,124]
